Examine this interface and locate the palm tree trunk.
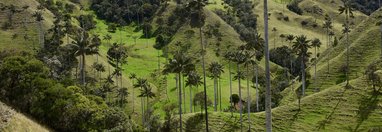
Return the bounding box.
[116,59,119,88]
[213,77,217,112]
[178,72,183,132]
[314,47,317,92]
[255,64,259,112]
[189,86,192,113]
[200,27,209,132]
[141,89,144,127]
[264,0,272,131]
[327,28,330,74]
[229,60,233,116]
[246,65,251,131]
[132,80,135,113]
[183,75,186,113]
[158,50,161,71]
[219,77,222,112]
[302,55,306,96]
[237,63,243,132]
[346,14,350,86]
[120,73,123,106]
[146,96,150,130]
[82,54,86,86]
[76,57,79,80]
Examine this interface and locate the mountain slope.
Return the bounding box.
[0,103,50,132]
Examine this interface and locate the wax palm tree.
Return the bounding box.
[103,34,112,46]
[264,0,272,130]
[117,87,128,107]
[311,38,321,91]
[339,0,354,87]
[138,84,156,110]
[91,62,105,81]
[138,83,155,130]
[224,51,235,116]
[134,77,149,126]
[286,34,295,78]
[70,30,99,86]
[208,62,224,112]
[232,50,247,132]
[186,71,203,113]
[129,73,137,113]
[293,35,312,96]
[163,52,195,132]
[187,0,209,130]
[243,51,256,131]
[323,14,333,74]
[107,43,128,93]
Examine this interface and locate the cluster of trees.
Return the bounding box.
[90,0,160,26]
[0,52,134,131]
[351,0,382,15]
[216,0,263,54]
[0,1,144,131]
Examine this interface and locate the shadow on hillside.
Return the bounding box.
[316,88,347,130]
[350,90,380,132]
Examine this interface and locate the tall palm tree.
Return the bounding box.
[70,30,99,86]
[208,62,224,112]
[264,0,272,131]
[103,34,112,46]
[107,43,128,96]
[286,34,295,77]
[129,73,137,113]
[232,50,247,132]
[243,51,255,131]
[224,51,235,116]
[311,38,321,91]
[117,87,128,107]
[339,0,354,87]
[91,62,105,81]
[163,52,195,132]
[134,77,149,126]
[323,14,333,74]
[138,82,156,130]
[185,71,203,113]
[293,35,312,96]
[187,0,209,130]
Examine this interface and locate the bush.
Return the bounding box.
[287,0,303,15]
[301,20,309,26]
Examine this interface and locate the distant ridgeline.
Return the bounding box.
[90,0,160,25]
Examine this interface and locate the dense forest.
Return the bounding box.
[0,0,382,131]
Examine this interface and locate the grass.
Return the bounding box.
[1,0,382,131]
[0,103,50,132]
[181,76,382,131]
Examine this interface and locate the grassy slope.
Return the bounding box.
[182,76,382,131]
[0,103,50,132]
[282,8,382,104]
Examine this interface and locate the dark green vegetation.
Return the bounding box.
[0,0,382,131]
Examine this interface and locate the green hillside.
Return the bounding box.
[0,0,381,131]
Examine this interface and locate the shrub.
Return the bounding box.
[287,0,303,15]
